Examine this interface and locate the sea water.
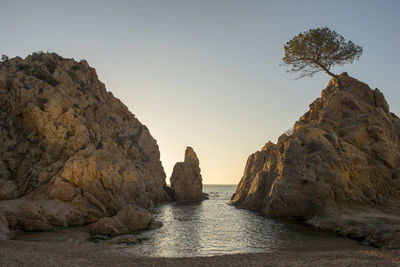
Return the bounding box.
[126,185,363,257]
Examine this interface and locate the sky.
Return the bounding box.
[1,0,400,184]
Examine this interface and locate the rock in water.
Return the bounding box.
[89,206,158,236]
[230,73,400,247]
[170,147,204,201]
[0,52,169,236]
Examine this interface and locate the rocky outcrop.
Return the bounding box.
[89,206,159,236]
[170,147,204,201]
[308,205,400,249]
[230,73,400,247]
[0,52,169,236]
[0,212,12,240]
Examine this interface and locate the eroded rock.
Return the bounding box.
[89,206,155,236]
[0,52,169,232]
[230,73,400,247]
[0,179,18,200]
[170,147,204,201]
[0,212,13,240]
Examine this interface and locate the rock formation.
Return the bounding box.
[0,212,12,240]
[230,73,400,247]
[170,147,205,201]
[0,52,170,237]
[89,206,161,236]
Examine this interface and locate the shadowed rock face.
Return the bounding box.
[89,206,156,236]
[231,73,400,216]
[170,147,203,201]
[230,73,400,247]
[0,212,12,240]
[0,52,169,235]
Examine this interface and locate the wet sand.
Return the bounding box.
[1,239,400,267]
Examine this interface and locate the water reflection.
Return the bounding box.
[127,185,362,257]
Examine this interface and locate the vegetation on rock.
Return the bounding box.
[282,27,362,85]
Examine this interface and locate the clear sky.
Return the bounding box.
[1,0,399,184]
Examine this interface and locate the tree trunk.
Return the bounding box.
[316,62,343,89]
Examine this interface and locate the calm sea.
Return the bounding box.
[126,185,362,257]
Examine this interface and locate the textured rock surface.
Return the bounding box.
[308,205,400,249]
[0,52,169,235]
[89,206,154,236]
[230,73,400,247]
[170,147,204,201]
[0,212,12,240]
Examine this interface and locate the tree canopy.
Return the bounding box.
[282,27,362,83]
[1,54,9,62]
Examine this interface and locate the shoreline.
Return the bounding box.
[1,239,400,266]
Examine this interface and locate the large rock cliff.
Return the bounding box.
[230,73,400,247]
[0,52,169,235]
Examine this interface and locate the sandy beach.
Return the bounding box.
[1,239,400,267]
